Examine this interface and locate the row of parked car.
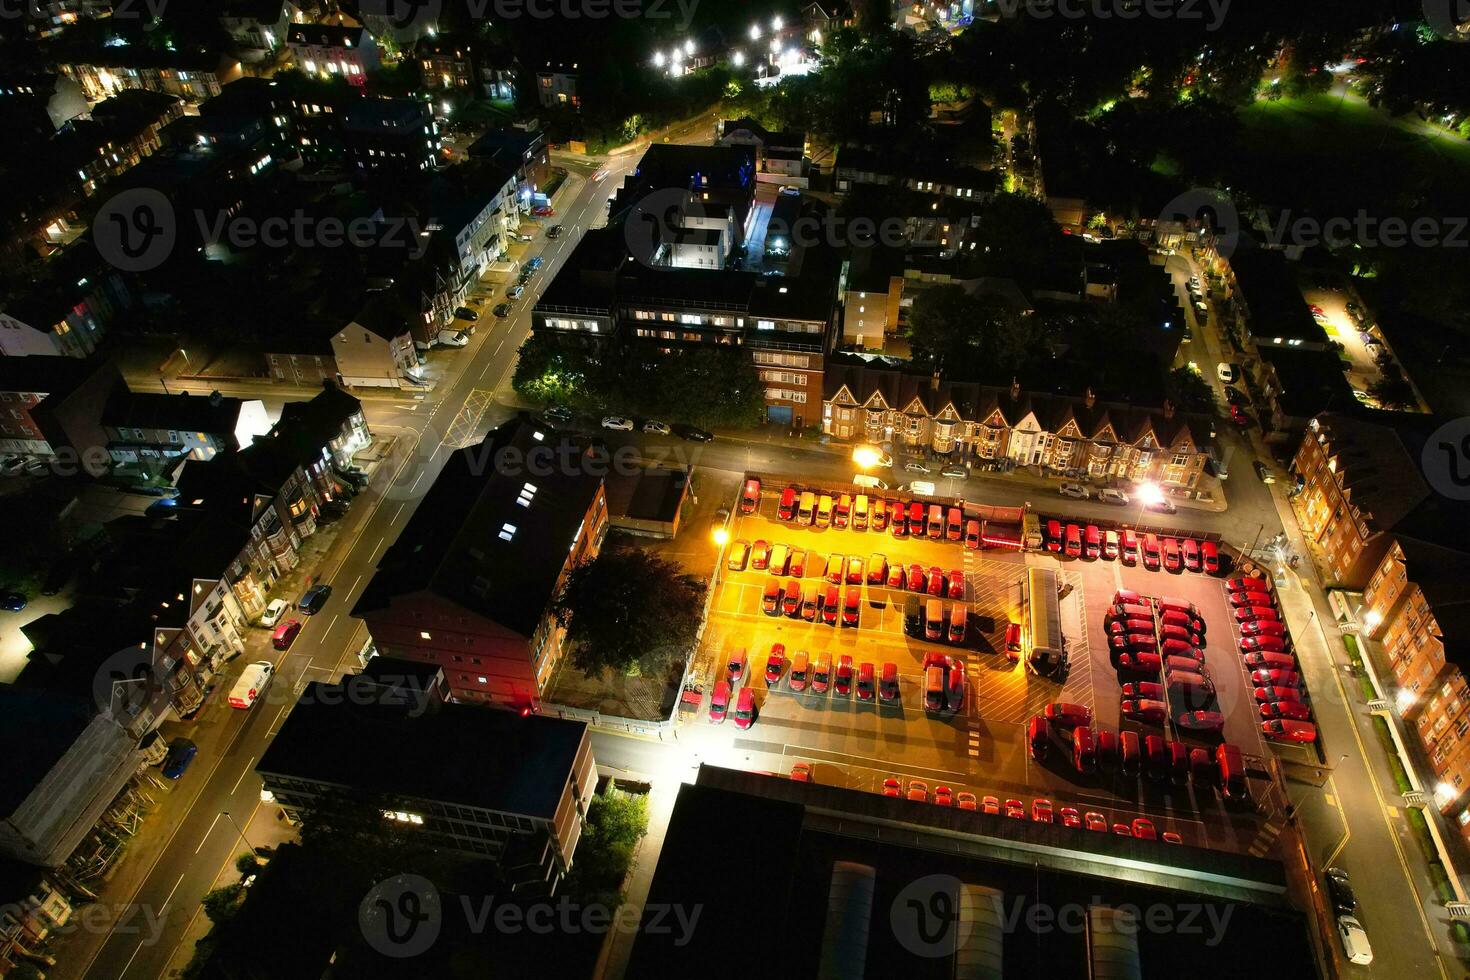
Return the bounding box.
[748,479,987,547]
[875,776,1182,841]
[1105,590,1224,735]
[1226,576,1318,743]
[1029,702,1251,802]
[1044,520,1223,574]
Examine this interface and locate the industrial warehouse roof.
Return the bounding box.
[258,678,588,818]
[352,416,603,638]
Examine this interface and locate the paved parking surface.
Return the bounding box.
[685,487,1279,853]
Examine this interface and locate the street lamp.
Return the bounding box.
[772,15,783,31]
[222,810,256,855]
[750,24,761,41]
[712,526,730,546]
[732,50,745,67]
[852,445,883,469]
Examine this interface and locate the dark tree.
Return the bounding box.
[552,540,706,676]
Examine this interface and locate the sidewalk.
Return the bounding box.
[591,779,679,980]
[159,805,300,978]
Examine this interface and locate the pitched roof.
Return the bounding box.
[352,417,603,638]
[272,383,361,452]
[825,363,1204,449]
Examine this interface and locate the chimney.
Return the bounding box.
[209,390,223,407]
[1010,377,1021,400]
[1162,399,1175,419]
[1084,387,1095,409]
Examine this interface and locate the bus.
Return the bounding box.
[1024,567,1064,677]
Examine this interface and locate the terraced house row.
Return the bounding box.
[822,365,1216,490]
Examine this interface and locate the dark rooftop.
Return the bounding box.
[0,688,97,819]
[103,389,245,435]
[257,679,588,818]
[352,416,603,638]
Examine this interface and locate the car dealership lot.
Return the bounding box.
[687,483,1278,854]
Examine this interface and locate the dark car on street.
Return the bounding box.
[162,738,198,779]
[299,583,332,614]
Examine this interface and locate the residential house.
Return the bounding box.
[104,389,271,477]
[801,0,855,41]
[0,357,122,471]
[1360,539,1470,830]
[271,381,369,469]
[414,161,519,326]
[0,862,74,974]
[263,332,340,387]
[219,0,301,57]
[418,35,518,99]
[258,671,597,886]
[1290,411,1456,587]
[466,125,550,204]
[2,605,174,868]
[0,71,87,131]
[824,367,1214,489]
[716,118,807,180]
[287,24,378,85]
[536,62,579,109]
[352,416,609,708]
[343,97,438,176]
[332,303,423,389]
[54,49,241,103]
[48,90,185,198]
[833,146,993,200]
[0,243,132,357]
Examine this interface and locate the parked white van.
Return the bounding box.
[229,661,274,710]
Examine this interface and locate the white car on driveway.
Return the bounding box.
[642,420,671,435]
[1097,488,1129,505]
[601,416,634,431]
[260,599,290,628]
[1058,482,1088,500]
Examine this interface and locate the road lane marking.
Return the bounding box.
[161,872,186,913]
[230,756,257,794]
[195,812,224,853]
[119,942,144,979]
[325,614,339,635]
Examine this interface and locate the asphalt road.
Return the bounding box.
[70,153,640,980]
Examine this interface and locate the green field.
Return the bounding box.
[1230,91,1470,216]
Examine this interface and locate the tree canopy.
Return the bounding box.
[552,540,706,677]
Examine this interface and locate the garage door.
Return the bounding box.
[766,405,793,425]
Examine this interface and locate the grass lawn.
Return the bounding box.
[1231,91,1470,216]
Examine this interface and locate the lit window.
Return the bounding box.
[420,631,432,640]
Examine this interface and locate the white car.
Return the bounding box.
[506,284,525,300]
[642,420,671,435]
[601,416,634,431]
[1336,915,1372,965]
[592,169,608,182]
[903,461,932,474]
[260,599,290,628]
[1097,488,1130,505]
[1058,482,1088,500]
[0,456,25,476]
[1216,362,1236,384]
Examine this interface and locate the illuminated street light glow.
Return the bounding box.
[852,446,883,469]
[654,51,666,68]
[750,24,761,40]
[770,37,781,52]
[772,15,783,30]
[684,39,695,56]
[1437,781,1457,805]
[1136,481,1164,507]
[1396,688,1416,713]
[712,526,730,546]
[732,50,745,66]
[1363,608,1383,630]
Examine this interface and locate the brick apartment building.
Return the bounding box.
[1361,534,1470,830]
[1291,412,1450,587]
[0,357,121,468]
[352,416,609,708]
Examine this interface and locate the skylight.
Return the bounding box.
[499,523,518,541]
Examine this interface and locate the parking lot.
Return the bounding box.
[682,480,1281,854]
